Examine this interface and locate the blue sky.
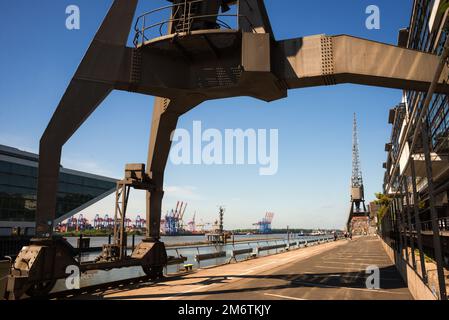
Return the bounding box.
[0,0,412,230]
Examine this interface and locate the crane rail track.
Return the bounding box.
[29,274,171,300]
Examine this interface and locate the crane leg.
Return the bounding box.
[145,97,204,239]
[35,0,138,238]
[5,0,138,300]
[132,96,204,277]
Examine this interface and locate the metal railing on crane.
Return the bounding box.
[133,0,257,47]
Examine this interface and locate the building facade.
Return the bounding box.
[0,145,116,236]
[382,0,449,300]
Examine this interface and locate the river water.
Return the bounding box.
[52,234,331,293]
[65,233,288,247]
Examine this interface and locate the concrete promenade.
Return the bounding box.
[77,236,412,300]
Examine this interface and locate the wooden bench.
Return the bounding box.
[184,264,193,271]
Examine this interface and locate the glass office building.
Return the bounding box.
[0,144,117,235]
[381,0,449,299]
[384,0,449,195]
[406,0,449,153]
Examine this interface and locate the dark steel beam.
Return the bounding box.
[395,197,404,257]
[385,35,449,193]
[35,0,138,237]
[145,97,204,239]
[400,193,409,263]
[410,151,428,283]
[403,179,416,269]
[238,0,274,37]
[37,82,113,237]
[421,121,447,300]
[274,35,449,94]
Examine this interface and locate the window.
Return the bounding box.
[0,160,115,222]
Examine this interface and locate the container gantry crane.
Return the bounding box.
[253,212,274,234]
[187,212,197,233]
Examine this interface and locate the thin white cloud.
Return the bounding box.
[61,155,117,178]
[0,133,38,153]
[164,185,203,200]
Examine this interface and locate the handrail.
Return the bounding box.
[133,0,204,36]
[133,0,257,47]
[410,217,449,233]
[195,251,226,262]
[134,14,255,47]
[258,243,287,252]
[231,248,253,256]
[165,236,334,268]
[165,237,284,250]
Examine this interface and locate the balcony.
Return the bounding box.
[403,153,449,178]
[133,0,256,47]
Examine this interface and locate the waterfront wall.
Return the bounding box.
[380,237,437,300]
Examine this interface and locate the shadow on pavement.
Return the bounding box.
[74,265,408,300]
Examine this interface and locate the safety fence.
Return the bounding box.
[133,0,257,47]
[0,236,31,259]
[419,217,449,234]
[0,235,338,293]
[164,236,335,273]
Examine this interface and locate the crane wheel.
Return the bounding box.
[142,265,164,280]
[25,279,57,298]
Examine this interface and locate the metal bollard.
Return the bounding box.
[78,234,83,261]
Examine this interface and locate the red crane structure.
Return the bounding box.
[187,212,196,233]
[135,215,145,229]
[93,214,104,229]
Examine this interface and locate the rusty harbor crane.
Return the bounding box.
[347,114,369,235]
[5,0,449,299]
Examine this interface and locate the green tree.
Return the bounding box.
[374,192,392,225]
[439,0,449,14]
